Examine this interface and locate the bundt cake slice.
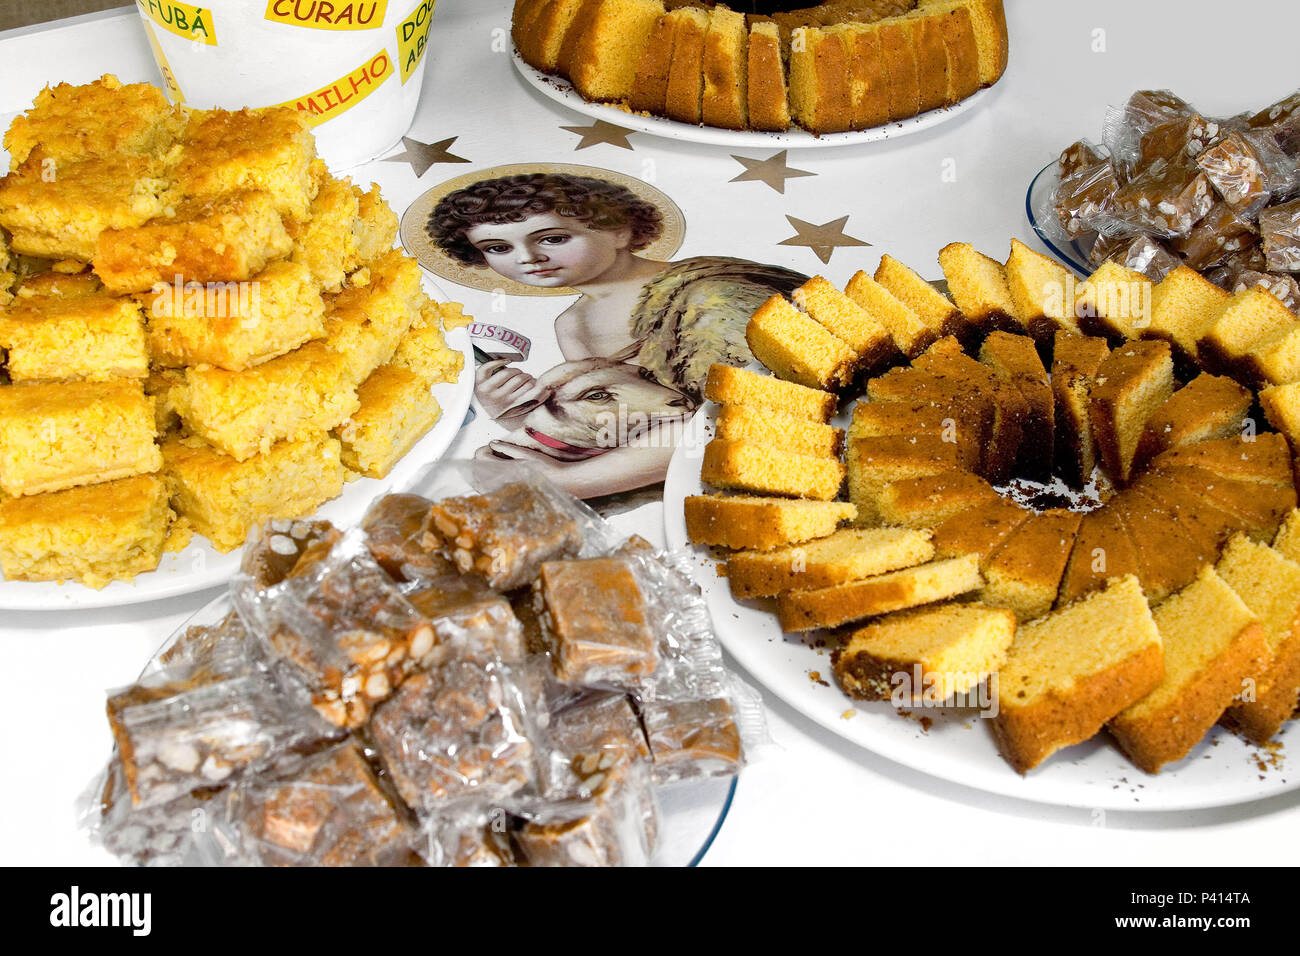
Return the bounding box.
[701,438,845,500]
[1133,473,1244,556]
[745,19,791,131]
[1244,322,1300,389]
[704,363,837,422]
[845,270,937,357]
[1145,264,1229,370]
[1197,287,1299,378]
[845,433,964,524]
[1110,566,1269,774]
[874,18,922,121]
[917,0,1008,88]
[701,6,749,130]
[1215,534,1300,744]
[789,26,854,133]
[726,526,935,599]
[1005,238,1080,343]
[568,0,668,103]
[1132,373,1252,473]
[1088,339,1174,485]
[1056,506,1142,607]
[993,575,1162,774]
[979,330,1054,481]
[777,553,982,632]
[1113,486,1217,604]
[1260,380,1300,455]
[516,0,590,71]
[930,496,1031,565]
[1074,261,1153,343]
[921,1,981,102]
[1156,465,1296,543]
[746,293,859,389]
[940,241,1020,337]
[825,21,891,130]
[1051,330,1110,486]
[663,5,710,123]
[791,275,895,373]
[1147,433,1294,489]
[903,13,950,114]
[684,494,857,551]
[979,508,1082,622]
[876,470,1000,528]
[556,0,605,76]
[875,254,965,342]
[714,404,844,458]
[627,7,681,115]
[834,601,1016,703]
[850,395,988,471]
[1274,508,1300,563]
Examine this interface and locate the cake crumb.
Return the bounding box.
[841,709,856,720]
[808,670,829,687]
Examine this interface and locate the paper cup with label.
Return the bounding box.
[134,0,437,168]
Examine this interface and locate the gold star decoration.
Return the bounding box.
[559,120,636,151]
[778,215,871,264]
[729,150,816,194]
[383,136,471,177]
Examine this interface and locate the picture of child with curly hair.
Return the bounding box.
[423,169,806,500]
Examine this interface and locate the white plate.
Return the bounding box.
[663,407,1297,811]
[512,51,990,150]
[0,285,475,612]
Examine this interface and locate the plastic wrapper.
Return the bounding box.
[1196,129,1300,218]
[1100,233,1183,281]
[1233,270,1300,312]
[1247,90,1300,137]
[419,810,516,867]
[511,762,659,867]
[360,493,457,582]
[233,530,438,729]
[367,655,537,813]
[239,518,342,589]
[1259,199,1300,273]
[540,692,651,800]
[1101,90,1217,178]
[1106,159,1215,239]
[401,574,526,666]
[1053,144,1119,239]
[1171,202,1259,270]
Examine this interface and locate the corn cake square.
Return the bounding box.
[95,190,293,295]
[288,175,358,293]
[145,367,185,434]
[0,474,173,588]
[323,251,423,382]
[174,339,360,461]
[11,270,102,300]
[386,302,464,385]
[145,259,326,372]
[173,107,318,220]
[3,74,182,170]
[162,434,346,552]
[0,379,159,497]
[336,364,442,479]
[0,293,147,382]
[349,184,399,268]
[0,152,176,261]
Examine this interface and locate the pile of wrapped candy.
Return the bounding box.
[1053,88,1300,310]
[81,461,764,867]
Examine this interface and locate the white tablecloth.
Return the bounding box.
[2,0,1298,866]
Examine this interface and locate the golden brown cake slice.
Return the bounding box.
[567,0,666,102]
[1052,330,1110,485]
[1132,373,1252,472]
[826,21,890,130]
[628,9,680,115]
[917,0,1008,87]
[1133,473,1243,555]
[993,575,1163,773]
[700,6,749,130]
[845,269,936,357]
[1273,508,1300,563]
[1243,322,1300,388]
[745,19,791,132]
[849,396,986,472]
[1260,381,1300,452]
[1144,264,1229,366]
[703,364,837,422]
[923,2,981,102]
[1111,488,1211,604]
[1074,261,1154,342]
[714,404,843,458]
[663,6,709,124]
[1056,506,1142,607]
[791,275,895,373]
[335,364,441,479]
[1110,566,1269,773]
[1146,432,1294,488]
[517,0,589,71]
[701,438,845,501]
[1198,287,1299,378]
[875,254,964,341]
[940,241,1020,336]
[726,526,934,599]
[876,470,1000,528]
[1088,339,1174,485]
[979,508,1082,622]
[1005,237,1080,342]
[789,27,853,133]
[746,293,859,389]
[683,494,856,551]
[777,553,982,632]
[874,18,921,121]
[846,433,964,524]
[930,496,1031,565]
[834,602,1015,703]
[979,331,1054,481]
[1215,534,1300,744]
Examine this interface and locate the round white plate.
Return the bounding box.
[663,406,1297,811]
[512,51,989,150]
[0,283,475,611]
[1025,160,1093,275]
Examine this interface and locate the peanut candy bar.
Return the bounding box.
[237,741,416,867]
[239,518,342,589]
[1110,160,1215,238]
[1260,199,1300,273]
[547,693,650,797]
[421,481,585,590]
[1196,130,1284,216]
[513,764,657,867]
[360,493,455,581]
[155,609,261,684]
[403,575,526,666]
[1172,202,1259,270]
[535,556,659,687]
[1233,270,1300,312]
[641,697,744,784]
[369,658,534,811]
[1054,157,1119,239]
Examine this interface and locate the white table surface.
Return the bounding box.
[3,0,1299,867]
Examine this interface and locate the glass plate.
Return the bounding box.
[1025,161,1092,275]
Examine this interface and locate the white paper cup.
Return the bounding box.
[134,0,437,168]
